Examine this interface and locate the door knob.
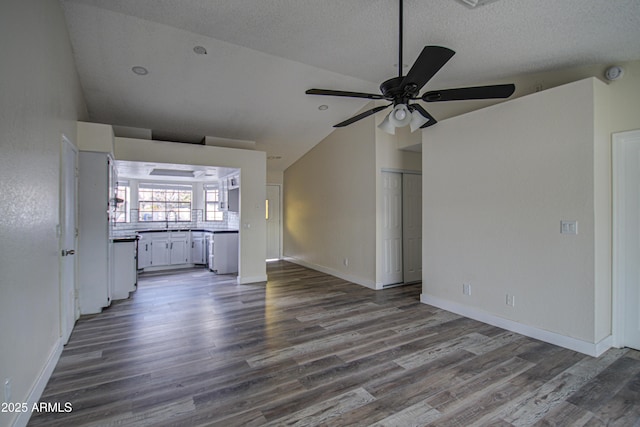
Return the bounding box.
[61,249,75,256]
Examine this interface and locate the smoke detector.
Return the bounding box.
[605,66,624,81]
[454,0,501,8]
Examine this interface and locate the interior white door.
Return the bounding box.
[381,172,403,286]
[613,129,640,351]
[60,136,78,344]
[266,185,281,260]
[403,173,422,283]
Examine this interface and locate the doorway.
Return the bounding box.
[60,135,78,344]
[380,171,422,287]
[613,129,640,351]
[266,184,281,260]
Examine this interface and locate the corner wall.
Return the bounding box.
[421,78,611,355]
[283,107,377,287]
[0,1,87,426]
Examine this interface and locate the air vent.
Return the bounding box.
[149,169,195,178]
[454,0,501,8]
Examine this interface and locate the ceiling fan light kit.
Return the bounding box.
[305,0,515,135]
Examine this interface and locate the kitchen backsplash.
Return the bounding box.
[111,210,239,237]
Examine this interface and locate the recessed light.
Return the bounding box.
[193,45,207,55]
[318,105,329,111]
[132,66,149,76]
[454,0,501,8]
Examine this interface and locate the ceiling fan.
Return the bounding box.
[305,0,515,134]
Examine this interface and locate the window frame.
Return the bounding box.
[137,183,193,223]
[204,184,224,222]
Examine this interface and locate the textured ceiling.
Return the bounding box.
[61,0,640,171]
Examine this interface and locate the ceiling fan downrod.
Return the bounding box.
[398,0,403,78]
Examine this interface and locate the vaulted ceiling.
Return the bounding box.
[60,0,640,171]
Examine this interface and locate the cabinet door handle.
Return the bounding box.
[170,242,173,249]
[166,243,168,249]
[191,242,194,248]
[145,244,148,251]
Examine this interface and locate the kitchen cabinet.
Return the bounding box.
[191,232,205,265]
[169,231,189,265]
[78,151,115,314]
[112,238,137,300]
[139,231,190,268]
[213,232,238,274]
[150,234,170,266]
[137,233,152,269]
[228,188,239,212]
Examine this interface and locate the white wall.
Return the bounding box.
[114,137,267,284]
[0,1,87,426]
[421,78,611,354]
[283,107,378,287]
[283,102,422,288]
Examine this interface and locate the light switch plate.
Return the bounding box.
[561,220,578,235]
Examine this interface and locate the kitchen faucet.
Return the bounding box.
[166,210,177,229]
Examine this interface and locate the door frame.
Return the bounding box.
[379,169,423,288]
[266,184,282,260]
[612,129,640,349]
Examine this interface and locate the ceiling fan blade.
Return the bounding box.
[410,104,438,128]
[334,104,391,128]
[306,88,384,100]
[422,84,515,102]
[400,46,455,93]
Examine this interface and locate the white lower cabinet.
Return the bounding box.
[138,234,152,269]
[191,232,205,265]
[136,230,235,271]
[139,231,192,268]
[213,232,238,274]
[150,234,170,266]
[112,239,137,300]
[169,232,189,265]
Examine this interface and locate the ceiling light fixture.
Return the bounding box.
[131,66,149,76]
[378,104,429,135]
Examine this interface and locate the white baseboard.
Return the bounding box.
[13,339,63,427]
[284,257,377,290]
[237,275,268,285]
[420,293,612,357]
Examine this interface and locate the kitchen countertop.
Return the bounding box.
[111,236,139,242]
[130,229,239,234]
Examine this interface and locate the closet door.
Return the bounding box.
[403,173,422,284]
[381,172,403,286]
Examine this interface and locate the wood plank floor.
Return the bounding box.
[30,261,640,426]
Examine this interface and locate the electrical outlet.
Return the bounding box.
[4,378,11,402]
[506,294,515,307]
[463,283,471,296]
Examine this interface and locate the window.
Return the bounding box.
[204,185,224,221]
[138,184,192,222]
[114,181,130,223]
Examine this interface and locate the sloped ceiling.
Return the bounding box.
[60,0,640,171]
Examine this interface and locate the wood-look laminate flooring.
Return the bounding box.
[30,261,640,426]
